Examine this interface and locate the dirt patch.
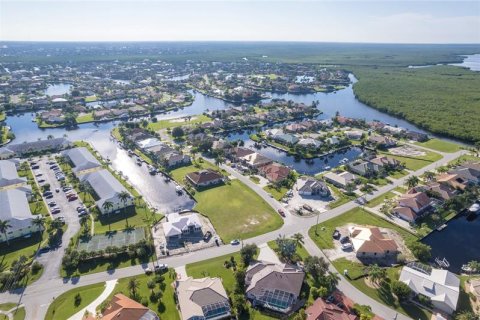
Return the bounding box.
[390,146,426,157]
[364,277,382,289]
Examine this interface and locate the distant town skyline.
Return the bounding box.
[0,1,479,43]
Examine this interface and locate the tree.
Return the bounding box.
[0,219,12,245]
[128,278,139,298]
[118,191,131,227]
[234,269,246,293]
[408,241,431,262]
[424,171,435,182]
[406,175,420,189]
[232,294,247,316]
[324,272,340,292]
[147,280,156,294]
[292,233,304,246]
[391,280,411,301]
[102,200,114,215]
[275,235,297,261]
[367,264,386,285]
[455,311,478,320]
[304,256,329,279]
[214,156,225,167]
[171,127,184,139]
[240,244,257,266]
[32,216,46,235]
[466,260,480,273]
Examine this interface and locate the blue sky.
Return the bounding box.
[1,1,479,43]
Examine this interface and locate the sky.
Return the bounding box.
[0,1,479,43]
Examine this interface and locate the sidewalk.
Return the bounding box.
[68,279,117,320]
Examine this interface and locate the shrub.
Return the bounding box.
[74,293,82,307]
[391,280,411,301]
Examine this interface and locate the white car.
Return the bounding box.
[341,243,353,251]
[230,239,240,245]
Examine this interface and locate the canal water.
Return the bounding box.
[422,212,480,273]
[44,83,72,96]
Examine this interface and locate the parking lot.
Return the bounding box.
[30,155,83,280]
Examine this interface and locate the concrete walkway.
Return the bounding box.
[68,279,117,320]
[175,265,187,280]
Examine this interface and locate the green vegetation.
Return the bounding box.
[0,232,45,276]
[308,207,417,250]
[327,183,355,209]
[332,258,431,320]
[414,138,462,153]
[12,307,25,320]
[147,114,211,131]
[353,65,480,143]
[45,282,105,320]
[366,191,397,208]
[379,150,442,171]
[0,303,16,312]
[170,161,283,242]
[17,163,49,217]
[84,95,97,102]
[0,112,5,122]
[263,185,288,201]
[108,272,180,320]
[76,113,94,123]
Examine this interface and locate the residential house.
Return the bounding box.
[436,173,468,191]
[62,147,102,176]
[273,133,299,146]
[306,298,357,320]
[245,261,305,314]
[405,131,429,142]
[348,226,398,259]
[424,182,456,201]
[80,169,134,214]
[297,138,322,148]
[368,135,397,148]
[258,162,291,183]
[163,212,202,240]
[347,160,377,177]
[324,171,356,188]
[0,160,27,190]
[238,152,272,169]
[137,138,163,150]
[101,293,159,320]
[175,277,231,320]
[326,136,340,145]
[448,163,480,185]
[399,263,459,314]
[0,188,41,243]
[344,130,363,140]
[186,169,224,188]
[298,177,330,197]
[393,190,432,222]
[369,156,401,170]
[0,138,71,158]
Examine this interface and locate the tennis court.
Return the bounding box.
[77,227,145,252]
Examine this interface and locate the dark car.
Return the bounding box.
[203,231,212,241]
[51,208,61,214]
[45,194,54,199]
[43,191,53,196]
[38,246,50,253]
[340,236,350,244]
[332,230,341,240]
[31,165,40,170]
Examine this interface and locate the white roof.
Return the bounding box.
[62,147,101,174]
[399,265,459,313]
[0,160,26,188]
[137,138,163,150]
[0,189,33,231]
[163,212,202,237]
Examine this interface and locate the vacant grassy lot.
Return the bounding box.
[169,161,219,184]
[414,138,461,153]
[308,207,417,250]
[366,191,397,208]
[263,185,288,201]
[332,258,431,320]
[45,282,105,320]
[379,150,442,171]
[76,113,94,123]
[170,161,283,242]
[148,114,211,131]
[108,272,180,320]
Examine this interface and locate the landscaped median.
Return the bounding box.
[170,160,283,242]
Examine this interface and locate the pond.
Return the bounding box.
[422,211,480,273]
[44,83,72,96]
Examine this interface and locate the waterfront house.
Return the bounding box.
[367,135,397,148]
[306,298,357,320]
[448,162,480,185]
[137,137,163,150]
[238,152,272,169]
[424,182,456,201]
[298,177,330,197]
[405,131,429,142]
[80,169,134,214]
[348,226,398,260]
[344,130,363,140]
[0,188,41,243]
[324,171,356,189]
[175,277,231,320]
[101,293,159,320]
[163,212,202,240]
[62,147,102,176]
[245,261,305,314]
[393,190,432,222]
[436,173,468,191]
[297,138,322,148]
[186,169,224,188]
[399,263,459,314]
[258,162,291,183]
[0,138,72,158]
[347,160,377,177]
[0,160,27,190]
[273,133,299,146]
[369,155,401,170]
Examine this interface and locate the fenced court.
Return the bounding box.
[77,228,145,252]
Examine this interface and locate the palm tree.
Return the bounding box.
[118,191,131,227]
[214,156,224,167]
[128,278,139,297]
[406,175,420,189]
[102,200,114,232]
[32,216,46,235]
[291,233,304,246]
[325,271,340,291]
[368,264,386,285]
[423,171,435,182]
[0,219,12,246]
[147,280,156,294]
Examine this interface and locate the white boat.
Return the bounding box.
[468,203,480,213]
[324,166,331,170]
[461,264,473,273]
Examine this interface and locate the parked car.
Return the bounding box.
[230,239,240,245]
[63,186,72,192]
[31,165,40,170]
[303,204,313,212]
[38,179,45,183]
[51,208,61,214]
[48,201,56,207]
[38,246,50,253]
[332,230,341,240]
[154,264,168,272]
[43,191,53,196]
[203,231,212,241]
[341,243,353,250]
[76,206,86,212]
[68,196,78,201]
[45,194,54,199]
[339,236,350,244]
[277,209,286,217]
[35,173,43,177]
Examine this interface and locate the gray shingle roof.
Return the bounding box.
[0,160,26,188]
[62,147,101,173]
[0,189,33,230]
[81,169,132,208]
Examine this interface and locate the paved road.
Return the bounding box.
[0,149,467,320]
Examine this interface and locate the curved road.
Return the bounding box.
[0,147,467,320]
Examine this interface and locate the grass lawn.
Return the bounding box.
[12,307,25,320]
[380,150,443,171]
[388,170,409,179]
[0,303,16,312]
[186,253,276,320]
[267,240,309,262]
[0,232,45,274]
[332,258,431,320]
[17,163,49,217]
[45,282,105,320]
[0,112,5,122]
[108,272,180,320]
[448,154,480,166]
[84,95,97,102]
[414,138,461,153]
[147,114,211,131]
[76,113,94,123]
[308,207,417,250]
[393,186,407,193]
[249,176,260,184]
[366,191,397,208]
[263,185,288,201]
[170,161,283,242]
[327,184,355,209]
